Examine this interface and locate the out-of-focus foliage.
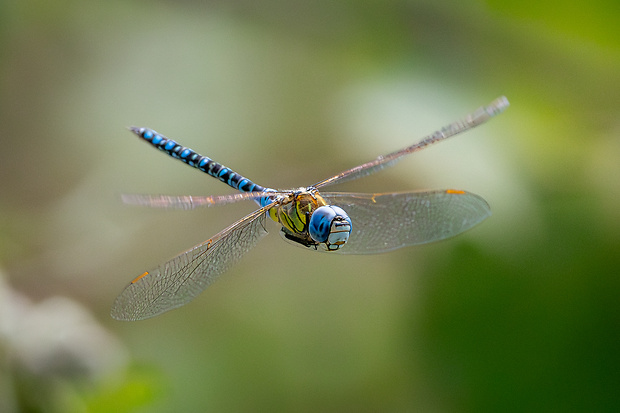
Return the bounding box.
[0,0,618,412]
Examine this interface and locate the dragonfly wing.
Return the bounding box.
[111,203,275,321]
[121,190,285,210]
[313,97,509,189]
[321,190,491,254]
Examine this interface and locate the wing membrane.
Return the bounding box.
[121,191,287,210]
[313,97,509,189]
[321,190,491,254]
[111,202,276,320]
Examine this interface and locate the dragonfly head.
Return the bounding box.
[308,205,352,251]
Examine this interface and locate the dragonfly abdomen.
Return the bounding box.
[130,127,267,195]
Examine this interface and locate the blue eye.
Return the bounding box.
[309,206,352,247]
[308,207,333,242]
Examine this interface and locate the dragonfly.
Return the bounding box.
[111,96,509,321]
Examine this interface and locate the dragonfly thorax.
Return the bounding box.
[268,188,352,252]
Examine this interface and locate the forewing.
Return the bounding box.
[313,97,509,189]
[111,203,274,321]
[321,190,491,254]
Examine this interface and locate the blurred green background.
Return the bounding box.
[1,0,618,412]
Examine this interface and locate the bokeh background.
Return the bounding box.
[1,0,619,412]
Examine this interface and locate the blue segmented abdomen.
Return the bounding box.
[130,127,274,207]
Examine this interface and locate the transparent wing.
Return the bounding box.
[121,190,287,210]
[313,97,509,189]
[111,201,276,321]
[321,190,491,254]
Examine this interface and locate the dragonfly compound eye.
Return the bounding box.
[309,205,352,250]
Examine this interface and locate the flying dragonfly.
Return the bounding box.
[111,96,509,321]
